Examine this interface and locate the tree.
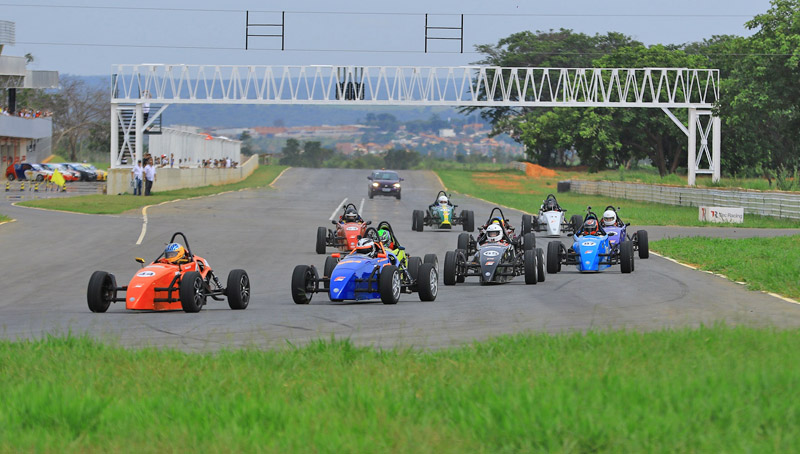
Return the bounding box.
[279,138,302,165]
[384,148,421,169]
[239,130,257,156]
[302,141,333,167]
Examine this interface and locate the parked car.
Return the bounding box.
[84,164,107,181]
[367,170,403,200]
[5,163,50,181]
[40,163,80,182]
[63,163,97,181]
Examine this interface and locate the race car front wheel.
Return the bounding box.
[87,271,115,313]
[226,269,250,310]
[417,263,438,302]
[380,265,401,304]
[291,265,317,304]
[524,250,538,285]
[180,271,206,312]
[546,241,561,274]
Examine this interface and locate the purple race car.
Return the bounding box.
[600,205,649,259]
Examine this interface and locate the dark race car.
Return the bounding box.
[444,207,544,285]
[367,170,403,199]
[317,203,372,254]
[412,190,474,232]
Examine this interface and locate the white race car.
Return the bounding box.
[521,194,583,237]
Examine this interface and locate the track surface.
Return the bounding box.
[1,168,799,351]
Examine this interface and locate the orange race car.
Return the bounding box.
[316,203,371,254]
[87,232,250,313]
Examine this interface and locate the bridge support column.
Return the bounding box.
[110,103,118,168]
[665,107,720,186]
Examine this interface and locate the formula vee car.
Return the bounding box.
[600,205,649,259]
[521,194,583,237]
[444,207,544,285]
[293,222,438,304]
[316,203,372,254]
[412,191,475,232]
[87,232,250,313]
[546,208,634,274]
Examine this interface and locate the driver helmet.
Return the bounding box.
[354,238,377,257]
[438,195,449,206]
[581,219,599,236]
[164,243,186,264]
[490,217,504,226]
[486,224,503,242]
[545,197,558,211]
[377,228,393,248]
[343,206,359,222]
[602,210,617,227]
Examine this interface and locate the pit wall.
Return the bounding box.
[106,155,257,195]
[568,179,800,220]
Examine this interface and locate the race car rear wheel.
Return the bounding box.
[443,250,457,286]
[423,253,438,272]
[226,269,250,310]
[180,271,206,313]
[380,265,401,304]
[463,210,475,232]
[457,233,471,252]
[536,248,546,282]
[316,227,327,254]
[87,271,115,313]
[455,249,467,283]
[636,230,650,259]
[291,265,317,304]
[524,249,538,284]
[547,241,561,274]
[620,241,634,274]
[521,214,533,235]
[570,214,583,233]
[407,256,422,291]
[417,263,438,301]
[323,255,338,290]
[522,232,535,251]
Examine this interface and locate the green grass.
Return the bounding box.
[0,213,10,223]
[2,326,800,452]
[437,169,800,228]
[17,165,287,215]
[652,235,800,300]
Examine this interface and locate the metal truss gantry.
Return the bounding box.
[111,64,720,184]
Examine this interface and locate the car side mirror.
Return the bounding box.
[400,178,404,181]
[331,220,338,225]
[567,233,573,237]
[367,176,372,180]
[331,253,340,258]
[625,223,631,227]
[397,245,405,250]
[365,220,372,225]
[135,257,145,263]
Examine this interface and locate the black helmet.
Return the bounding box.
[344,206,358,222]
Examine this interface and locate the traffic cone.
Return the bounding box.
[34,183,39,192]
[4,181,8,192]
[20,182,24,191]
[62,184,67,192]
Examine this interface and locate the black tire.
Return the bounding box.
[423,253,438,272]
[620,241,634,274]
[7,174,14,181]
[455,249,467,283]
[379,265,401,304]
[180,271,206,313]
[457,233,471,252]
[636,230,649,259]
[570,214,583,233]
[291,265,317,304]
[443,250,457,286]
[226,269,250,310]
[411,210,419,231]
[87,271,115,313]
[316,227,327,254]
[36,174,44,182]
[464,210,475,232]
[417,263,438,301]
[547,241,561,274]
[396,192,401,200]
[407,256,422,291]
[368,190,374,199]
[522,232,535,251]
[536,248,546,282]
[414,210,424,232]
[522,214,533,235]
[323,255,338,290]
[524,249,538,284]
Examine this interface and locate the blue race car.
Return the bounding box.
[291,223,438,304]
[546,208,634,274]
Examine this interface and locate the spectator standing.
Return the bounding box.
[144,158,156,196]
[131,159,143,195]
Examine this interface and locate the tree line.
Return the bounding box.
[468,0,800,182]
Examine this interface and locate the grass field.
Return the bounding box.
[0,213,10,223]
[17,165,287,215]
[1,326,799,453]
[652,235,800,300]
[437,169,800,228]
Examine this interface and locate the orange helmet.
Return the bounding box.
[164,243,186,264]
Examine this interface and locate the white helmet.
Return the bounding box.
[354,238,377,256]
[485,224,503,242]
[602,210,617,226]
[438,195,448,206]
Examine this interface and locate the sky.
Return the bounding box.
[1,0,776,76]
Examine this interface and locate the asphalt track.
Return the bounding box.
[1,168,800,351]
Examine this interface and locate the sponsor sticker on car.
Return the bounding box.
[334,276,345,282]
[346,226,359,231]
[483,250,500,257]
[136,271,156,277]
[581,241,596,247]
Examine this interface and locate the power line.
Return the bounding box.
[0,3,756,18]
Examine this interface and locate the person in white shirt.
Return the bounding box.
[131,160,143,195]
[144,159,156,196]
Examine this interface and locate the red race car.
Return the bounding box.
[87,232,250,313]
[316,203,371,254]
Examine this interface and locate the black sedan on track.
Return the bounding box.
[367,170,403,200]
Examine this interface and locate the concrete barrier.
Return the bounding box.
[106,155,258,195]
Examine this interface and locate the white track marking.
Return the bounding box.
[136,206,149,245]
[329,198,348,221]
[358,198,365,214]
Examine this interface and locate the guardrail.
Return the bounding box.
[569,180,800,220]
